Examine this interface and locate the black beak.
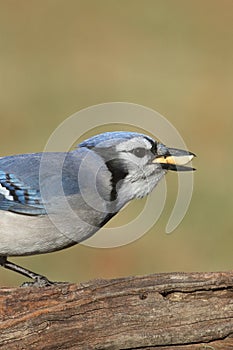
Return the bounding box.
[152,147,196,171]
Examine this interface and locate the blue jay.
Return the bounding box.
[0,131,195,286]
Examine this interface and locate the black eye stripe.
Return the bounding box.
[145,139,157,154]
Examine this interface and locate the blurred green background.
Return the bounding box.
[0,0,233,286]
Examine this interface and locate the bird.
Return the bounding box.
[0,131,195,286]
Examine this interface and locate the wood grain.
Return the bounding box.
[1,272,233,349]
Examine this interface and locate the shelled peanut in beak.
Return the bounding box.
[153,147,196,171]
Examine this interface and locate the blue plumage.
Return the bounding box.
[0,160,45,214]
[0,132,151,216]
[0,131,195,286]
[0,170,41,204]
[79,131,152,148]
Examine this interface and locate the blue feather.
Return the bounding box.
[79,131,152,149]
[0,169,45,215]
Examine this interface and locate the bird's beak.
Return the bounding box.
[152,147,196,171]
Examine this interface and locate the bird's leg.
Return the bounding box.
[0,256,53,287]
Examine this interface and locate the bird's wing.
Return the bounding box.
[0,149,112,219]
[0,162,46,215]
[0,153,48,215]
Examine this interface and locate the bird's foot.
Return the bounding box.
[21,275,54,287]
[21,276,70,288]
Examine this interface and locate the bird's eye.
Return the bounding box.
[131,147,147,158]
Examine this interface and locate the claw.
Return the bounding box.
[21,276,54,287]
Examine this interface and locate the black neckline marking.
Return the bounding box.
[105,159,128,201]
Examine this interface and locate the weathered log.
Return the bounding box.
[1,271,233,349]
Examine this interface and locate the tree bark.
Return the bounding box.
[1,271,233,349]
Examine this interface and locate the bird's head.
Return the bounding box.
[79,131,195,208]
